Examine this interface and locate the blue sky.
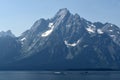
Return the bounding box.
[0,0,120,36]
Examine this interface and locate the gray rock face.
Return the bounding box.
[0,8,120,70]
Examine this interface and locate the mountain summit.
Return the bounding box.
[0,30,15,37]
[0,8,120,70]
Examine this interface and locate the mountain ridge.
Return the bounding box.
[0,8,120,70]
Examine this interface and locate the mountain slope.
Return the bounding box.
[15,8,120,69]
[0,8,120,70]
[0,30,21,65]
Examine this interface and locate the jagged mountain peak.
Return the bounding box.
[26,8,82,36]
[30,18,48,32]
[0,30,15,37]
[56,8,70,16]
[0,8,120,70]
[52,8,71,23]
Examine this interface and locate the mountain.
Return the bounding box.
[0,30,21,66]
[0,30,15,37]
[0,8,120,70]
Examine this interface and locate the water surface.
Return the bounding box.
[0,71,120,80]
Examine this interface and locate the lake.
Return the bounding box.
[0,71,120,80]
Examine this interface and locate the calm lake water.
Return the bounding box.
[0,71,120,80]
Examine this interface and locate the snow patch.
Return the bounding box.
[110,35,115,38]
[64,40,80,47]
[48,23,54,28]
[86,27,95,33]
[20,37,26,45]
[41,23,55,37]
[91,24,96,28]
[110,35,117,41]
[97,29,104,34]
[20,37,26,41]
[86,24,96,34]
[109,30,113,32]
[110,24,113,26]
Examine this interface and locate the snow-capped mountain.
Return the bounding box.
[0,8,120,70]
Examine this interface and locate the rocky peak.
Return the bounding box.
[30,18,48,32]
[0,30,15,37]
[55,8,70,17]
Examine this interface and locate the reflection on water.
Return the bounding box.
[0,71,120,80]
